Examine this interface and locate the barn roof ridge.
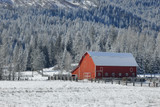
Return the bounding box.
[87,51,133,56]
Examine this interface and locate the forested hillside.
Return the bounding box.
[0,0,160,76]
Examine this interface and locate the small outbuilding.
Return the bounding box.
[72,51,138,80]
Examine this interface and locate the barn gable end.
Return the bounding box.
[72,52,96,80]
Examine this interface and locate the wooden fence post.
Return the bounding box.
[76,77,78,82]
[53,75,55,80]
[61,75,63,80]
[68,75,70,81]
[58,74,60,80]
[126,81,127,86]
[105,79,107,83]
[55,75,57,80]
[64,76,66,81]
[59,75,62,80]
[153,82,155,87]
[149,83,150,87]
[74,76,77,81]
[98,79,100,83]
[56,76,57,80]
[133,81,135,86]
[51,76,53,80]
[91,79,93,83]
[62,75,64,81]
[141,82,143,87]
[118,81,120,85]
[65,75,68,81]
[56,75,58,80]
[73,76,75,81]
[66,75,68,81]
[65,76,67,81]
[66,76,68,81]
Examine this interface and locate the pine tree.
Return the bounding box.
[32,49,46,71]
[64,51,72,72]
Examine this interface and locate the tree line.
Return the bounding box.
[0,2,160,78]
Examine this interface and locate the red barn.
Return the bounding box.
[72,51,138,80]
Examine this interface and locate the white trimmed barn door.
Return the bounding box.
[83,72,91,79]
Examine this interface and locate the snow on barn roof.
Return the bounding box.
[87,51,138,67]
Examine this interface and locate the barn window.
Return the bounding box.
[119,73,122,76]
[112,73,115,77]
[130,68,133,72]
[100,67,103,71]
[132,73,135,77]
[105,73,108,76]
[126,73,128,76]
[98,73,101,76]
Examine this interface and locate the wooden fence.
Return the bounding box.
[48,75,78,82]
[48,75,160,87]
[1,74,159,87]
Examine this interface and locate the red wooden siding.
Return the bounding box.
[72,53,96,80]
[96,66,137,78]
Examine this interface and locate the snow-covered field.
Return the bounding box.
[16,71,48,81]
[137,74,160,78]
[42,67,70,76]
[0,81,160,107]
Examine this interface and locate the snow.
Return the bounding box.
[71,63,78,67]
[82,0,96,7]
[138,74,160,78]
[3,65,71,80]
[42,67,70,76]
[0,81,160,106]
[18,71,48,81]
[1,0,97,9]
[87,51,138,66]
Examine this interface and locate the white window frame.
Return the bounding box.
[112,73,115,77]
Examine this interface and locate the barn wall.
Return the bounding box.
[96,66,137,78]
[72,53,96,80]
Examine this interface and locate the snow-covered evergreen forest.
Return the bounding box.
[0,0,160,77]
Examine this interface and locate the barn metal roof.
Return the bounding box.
[87,51,138,67]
